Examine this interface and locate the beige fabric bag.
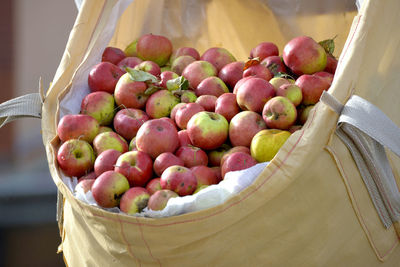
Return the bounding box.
[31,0,400,265]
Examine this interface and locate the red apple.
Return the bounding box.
[78,171,97,181]
[113,108,149,141]
[182,61,217,89]
[250,42,279,61]
[88,62,124,93]
[175,145,208,168]
[91,170,130,208]
[191,165,219,187]
[262,96,297,130]
[57,114,99,143]
[233,76,252,94]
[80,91,115,126]
[175,103,205,130]
[75,178,95,193]
[134,60,161,76]
[117,56,143,71]
[170,47,200,63]
[94,149,122,176]
[146,178,162,195]
[242,63,273,81]
[115,151,153,187]
[261,56,287,74]
[195,95,217,112]
[236,77,275,113]
[136,118,180,159]
[159,71,179,88]
[218,61,245,90]
[211,166,222,182]
[171,55,196,75]
[57,139,95,177]
[229,111,267,147]
[200,47,236,72]
[153,152,185,177]
[147,189,179,211]
[324,54,338,74]
[119,187,150,214]
[160,165,197,196]
[295,74,330,105]
[170,102,186,121]
[187,111,229,150]
[177,129,192,147]
[214,93,240,122]
[102,46,126,65]
[269,77,292,91]
[313,71,334,85]
[92,131,128,156]
[220,146,251,167]
[136,33,173,66]
[221,152,257,179]
[207,143,231,167]
[114,73,148,109]
[195,76,229,97]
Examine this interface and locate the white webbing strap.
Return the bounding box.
[321,91,400,228]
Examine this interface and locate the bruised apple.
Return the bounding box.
[160,165,197,196]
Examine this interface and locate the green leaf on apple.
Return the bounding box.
[125,67,159,83]
[166,76,189,92]
[144,85,161,96]
[319,36,337,55]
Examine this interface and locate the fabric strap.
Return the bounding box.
[321,91,400,228]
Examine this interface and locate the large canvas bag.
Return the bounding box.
[7,0,398,266]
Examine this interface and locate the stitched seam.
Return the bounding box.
[118,216,141,266]
[135,217,162,266]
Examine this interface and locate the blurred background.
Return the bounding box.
[0,0,76,266]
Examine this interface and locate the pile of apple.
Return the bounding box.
[56,33,337,215]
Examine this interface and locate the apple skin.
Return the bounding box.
[200,47,236,72]
[117,57,143,71]
[242,64,273,81]
[94,149,122,177]
[236,77,276,113]
[171,55,196,75]
[190,165,219,187]
[180,90,197,103]
[159,71,179,89]
[262,96,297,130]
[88,62,124,93]
[75,178,95,193]
[119,187,150,214]
[136,118,180,159]
[276,84,303,107]
[295,74,330,105]
[261,56,287,74]
[146,178,162,195]
[136,33,173,66]
[78,171,97,181]
[98,126,113,134]
[102,46,126,65]
[170,102,186,122]
[129,136,137,151]
[175,145,208,168]
[283,36,327,75]
[182,61,217,89]
[57,139,95,177]
[233,76,252,94]
[313,71,334,86]
[175,103,205,130]
[195,76,229,97]
[195,95,217,112]
[211,166,222,182]
[91,170,130,208]
[160,165,198,196]
[134,60,161,76]
[220,146,251,167]
[147,189,179,211]
[57,114,100,143]
[145,89,180,119]
[218,61,245,90]
[170,47,200,63]
[267,77,292,92]
[207,143,231,167]
[114,73,149,109]
[153,152,185,177]
[92,131,129,156]
[250,42,279,61]
[187,111,229,150]
[124,39,138,57]
[115,151,153,187]
[215,93,240,122]
[177,129,192,147]
[113,108,149,141]
[80,91,116,126]
[221,152,257,179]
[229,111,267,147]
[324,54,338,74]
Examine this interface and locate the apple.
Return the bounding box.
[119,187,150,214]
[236,77,276,113]
[136,118,180,159]
[193,185,209,194]
[283,36,327,75]
[134,60,161,76]
[88,62,124,93]
[262,96,297,130]
[145,89,180,119]
[159,117,177,129]
[160,165,197,196]
[195,76,229,97]
[276,84,303,106]
[146,178,162,195]
[298,104,315,125]
[180,90,197,103]
[78,171,97,181]
[324,54,338,74]
[195,95,217,112]
[153,152,185,177]
[221,152,257,179]
[57,139,95,177]
[191,165,219,187]
[211,166,222,182]
[214,93,240,122]
[250,129,291,162]
[170,47,200,63]
[289,125,302,133]
[57,114,99,143]
[187,111,229,150]
[80,91,115,126]
[177,129,192,147]
[91,170,130,208]
[261,56,287,74]
[129,136,137,151]
[268,77,292,92]
[232,76,252,94]
[220,146,251,167]
[115,151,153,187]
[218,61,245,90]
[114,73,148,109]
[171,55,196,75]
[229,111,267,147]
[250,42,279,61]
[175,103,205,130]
[207,143,231,167]
[136,33,173,66]
[75,178,95,193]
[295,74,330,105]
[92,131,128,156]
[102,46,126,65]
[175,145,208,168]
[117,57,143,71]
[242,63,273,81]
[182,61,217,89]
[313,71,334,85]
[170,102,186,121]
[147,189,179,211]
[200,47,236,72]
[94,149,122,176]
[124,39,138,57]
[159,71,179,88]
[113,108,149,141]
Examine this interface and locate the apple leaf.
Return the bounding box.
[125,67,159,83]
[275,72,295,81]
[166,76,189,92]
[244,57,260,70]
[319,36,337,55]
[144,85,161,96]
